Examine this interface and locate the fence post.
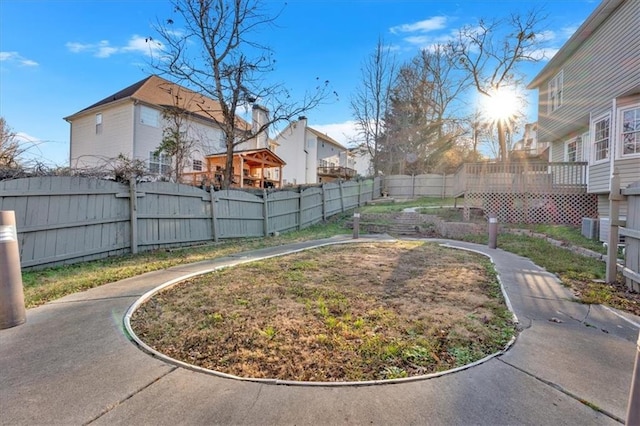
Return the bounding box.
[129,178,138,255]
[263,189,269,236]
[607,169,623,283]
[339,180,345,212]
[413,174,418,196]
[210,186,218,243]
[298,187,304,230]
[322,183,327,221]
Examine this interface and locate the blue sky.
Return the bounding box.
[1,0,598,166]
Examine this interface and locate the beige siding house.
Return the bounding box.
[528,0,640,229]
[275,116,356,185]
[65,75,269,181]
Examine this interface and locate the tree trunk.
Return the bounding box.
[498,120,507,162]
[223,141,235,189]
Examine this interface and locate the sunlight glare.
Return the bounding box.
[482,88,521,122]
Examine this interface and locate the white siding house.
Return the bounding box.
[275,117,356,185]
[65,75,268,180]
[528,0,640,225]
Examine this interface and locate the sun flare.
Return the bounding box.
[482,88,521,122]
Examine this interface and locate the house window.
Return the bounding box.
[192,159,203,171]
[95,113,103,134]
[592,115,610,162]
[621,106,640,156]
[565,136,584,163]
[548,70,563,113]
[566,139,577,162]
[149,151,171,175]
[140,106,159,127]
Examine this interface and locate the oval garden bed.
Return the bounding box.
[130,241,516,382]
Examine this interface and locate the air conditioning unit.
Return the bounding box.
[581,218,599,240]
[599,217,626,244]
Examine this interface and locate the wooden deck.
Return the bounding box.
[452,162,588,197]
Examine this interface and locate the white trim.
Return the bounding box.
[547,70,564,114]
[617,102,640,159]
[609,99,616,193]
[590,111,611,165]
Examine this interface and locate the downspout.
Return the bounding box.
[66,118,73,166]
[132,100,138,161]
[304,141,309,184]
[586,112,592,189]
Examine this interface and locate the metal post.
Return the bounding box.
[353,212,360,239]
[627,332,640,425]
[0,211,26,329]
[488,215,498,249]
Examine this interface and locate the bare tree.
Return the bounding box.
[350,37,396,176]
[150,0,332,188]
[382,45,470,174]
[153,85,198,183]
[0,117,23,169]
[450,8,547,162]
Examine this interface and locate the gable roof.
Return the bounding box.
[206,148,286,166]
[65,75,250,130]
[528,0,625,89]
[307,127,347,150]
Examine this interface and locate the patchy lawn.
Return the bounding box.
[131,241,516,382]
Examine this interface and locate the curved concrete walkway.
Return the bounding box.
[1,235,638,425]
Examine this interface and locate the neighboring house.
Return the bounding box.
[527,0,640,238]
[64,75,275,185]
[511,123,549,161]
[349,146,374,178]
[275,116,356,185]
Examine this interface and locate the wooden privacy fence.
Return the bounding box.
[606,175,640,291]
[0,176,378,269]
[382,174,454,198]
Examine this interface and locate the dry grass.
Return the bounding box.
[131,241,515,382]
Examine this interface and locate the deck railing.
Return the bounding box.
[453,161,588,196]
[317,165,357,179]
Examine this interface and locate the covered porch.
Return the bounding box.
[182,148,285,190]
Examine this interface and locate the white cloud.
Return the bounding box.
[66,35,162,58]
[536,30,556,43]
[401,30,458,51]
[310,120,360,147]
[15,132,40,143]
[390,16,448,34]
[0,51,39,66]
[561,24,581,40]
[96,41,118,58]
[14,132,69,166]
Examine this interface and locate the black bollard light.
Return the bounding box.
[488,215,498,249]
[353,212,360,239]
